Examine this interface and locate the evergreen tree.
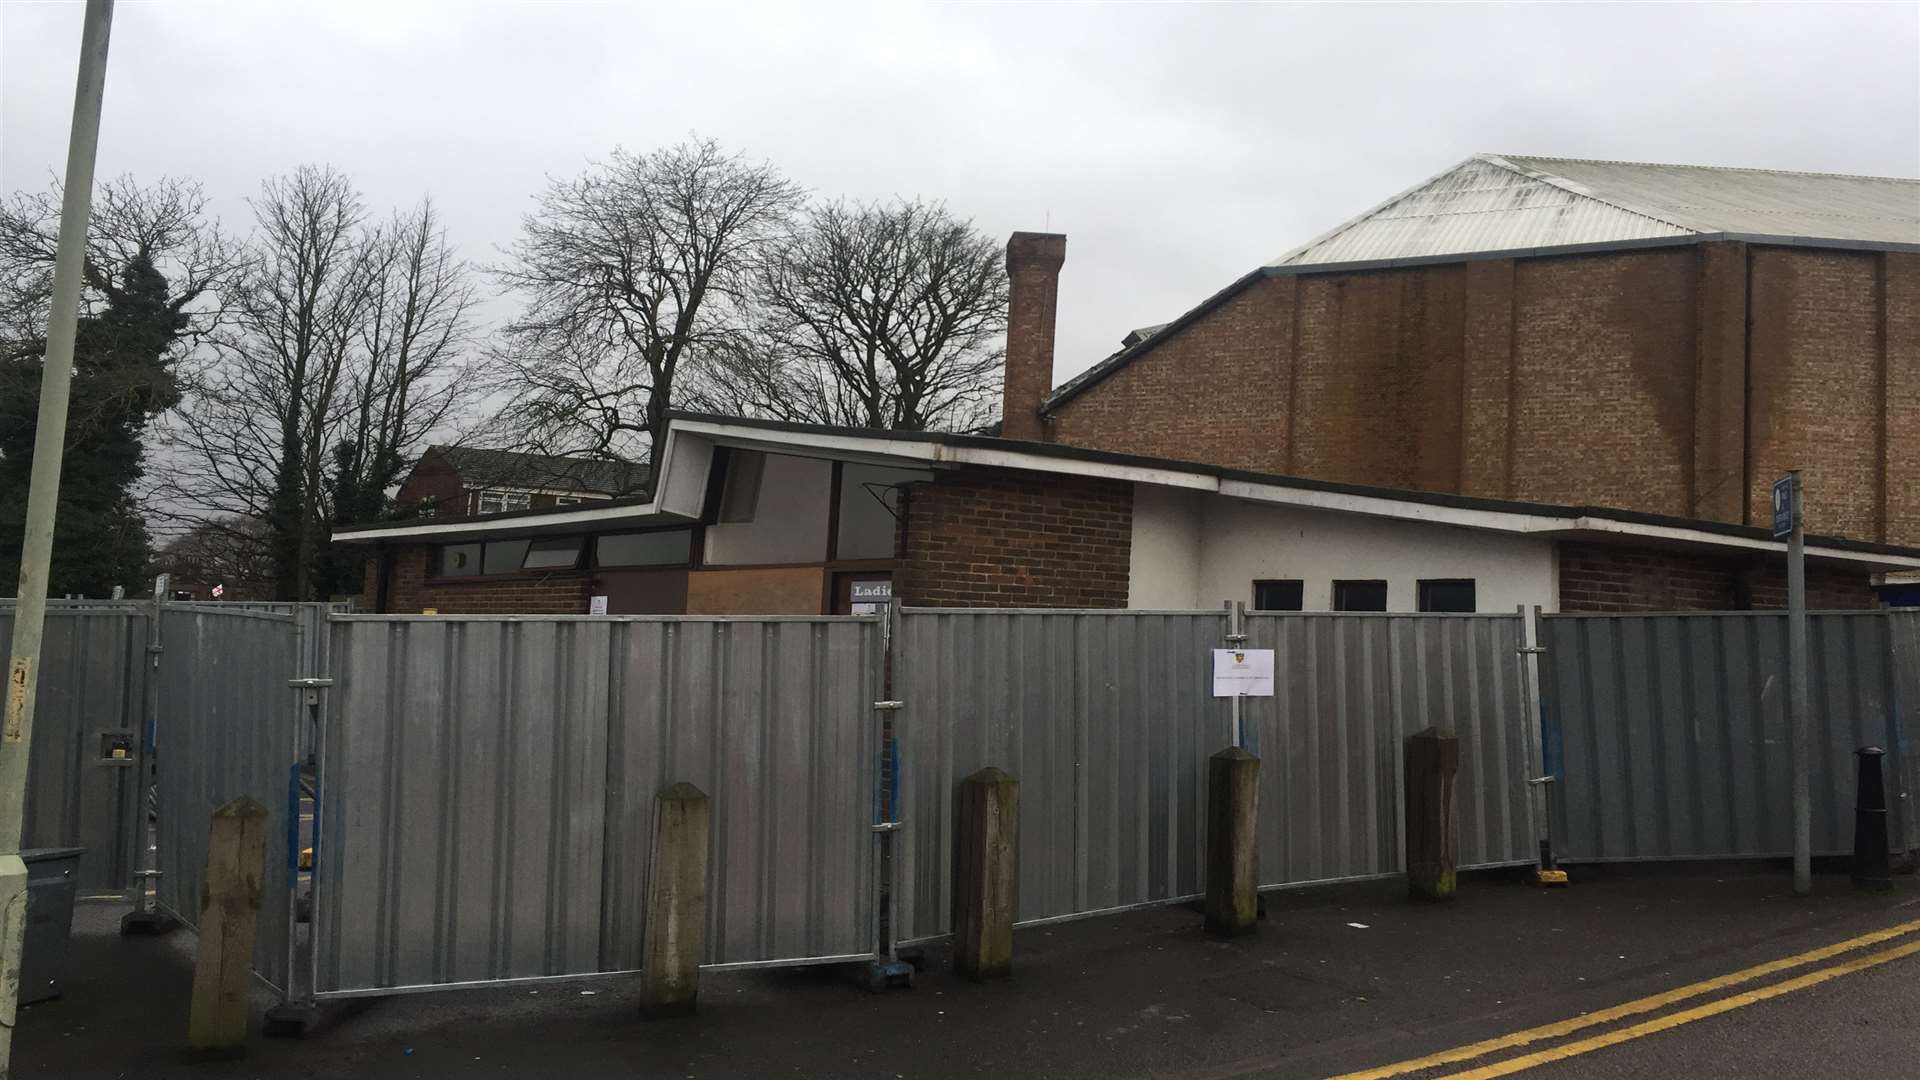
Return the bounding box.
[0,256,183,596]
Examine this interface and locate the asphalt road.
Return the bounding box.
[15,862,1920,1079]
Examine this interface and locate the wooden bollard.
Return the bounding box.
[1405,727,1460,902]
[639,782,711,1018]
[188,796,269,1056]
[1205,747,1260,938]
[954,767,1018,980]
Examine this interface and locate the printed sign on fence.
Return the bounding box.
[1211,648,1275,697]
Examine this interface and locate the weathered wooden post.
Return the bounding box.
[954,767,1018,980]
[1205,747,1260,937]
[1405,727,1460,902]
[638,782,711,1018]
[188,796,269,1056]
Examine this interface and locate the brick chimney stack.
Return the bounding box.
[1002,232,1066,443]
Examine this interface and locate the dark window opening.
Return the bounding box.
[523,537,585,571]
[594,529,694,568]
[718,450,764,523]
[1333,579,1388,612]
[1252,579,1304,611]
[1417,579,1476,613]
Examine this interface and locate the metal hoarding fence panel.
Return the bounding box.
[1241,614,1536,882]
[315,616,877,997]
[1540,612,1908,863]
[152,605,301,994]
[894,610,1231,944]
[0,605,146,893]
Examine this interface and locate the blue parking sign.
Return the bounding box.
[1772,475,1796,538]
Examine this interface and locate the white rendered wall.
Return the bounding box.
[1128,482,1558,613]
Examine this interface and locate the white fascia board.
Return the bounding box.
[1216,478,1566,532]
[1563,516,1920,570]
[332,502,678,542]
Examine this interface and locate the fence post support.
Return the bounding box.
[1406,727,1459,902]
[1205,747,1260,938]
[188,796,269,1056]
[954,767,1018,980]
[639,782,710,1019]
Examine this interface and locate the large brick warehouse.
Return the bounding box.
[1024,155,1920,554]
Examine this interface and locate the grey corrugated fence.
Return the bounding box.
[894,610,1231,944]
[0,605,146,893]
[893,609,1538,946]
[1540,611,1920,863]
[314,615,878,998]
[1241,613,1537,879]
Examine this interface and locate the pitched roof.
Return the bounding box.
[434,445,649,496]
[1270,154,1920,267]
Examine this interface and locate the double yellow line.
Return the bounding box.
[1329,915,1920,1079]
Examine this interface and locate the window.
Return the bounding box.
[595,529,693,568]
[718,451,764,523]
[476,489,532,515]
[1332,580,1388,612]
[1252,579,1303,611]
[553,495,586,507]
[482,539,532,575]
[522,537,584,570]
[1418,579,1476,613]
[438,543,481,577]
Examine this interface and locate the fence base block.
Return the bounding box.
[263,1001,320,1038]
[119,908,177,936]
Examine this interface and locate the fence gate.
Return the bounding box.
[1538,610,1920,863]
[311,615,881,999]
[150,605,310,997]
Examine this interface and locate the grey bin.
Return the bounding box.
[20,847,84,1005]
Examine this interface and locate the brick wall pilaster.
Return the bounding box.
[1460,258,1516,498]
[1883,252,1919,547]
[1693,241,1748,524]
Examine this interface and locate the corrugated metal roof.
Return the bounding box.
[1270,154,1920,266]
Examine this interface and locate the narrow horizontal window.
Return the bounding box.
[1252,579,1303,611]
[1418,579,1476,613]
[1333,579,1388,612]
[595,529,693,568]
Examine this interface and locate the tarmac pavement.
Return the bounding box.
[13,861,1920,1079]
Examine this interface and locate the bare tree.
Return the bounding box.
[162,168,479,600]
[488,138,804,471]
[148,515,277,600]
[692,198,1007,432]
[332,199,477,523]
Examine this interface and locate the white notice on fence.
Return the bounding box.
[1212,648,1275,698]
[589,595,609,616]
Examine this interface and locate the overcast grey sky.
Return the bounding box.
[4,1,1917,386]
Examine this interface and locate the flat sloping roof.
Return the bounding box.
[335,412,1920,573]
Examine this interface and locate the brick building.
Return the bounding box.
[1027,156,1919,554]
